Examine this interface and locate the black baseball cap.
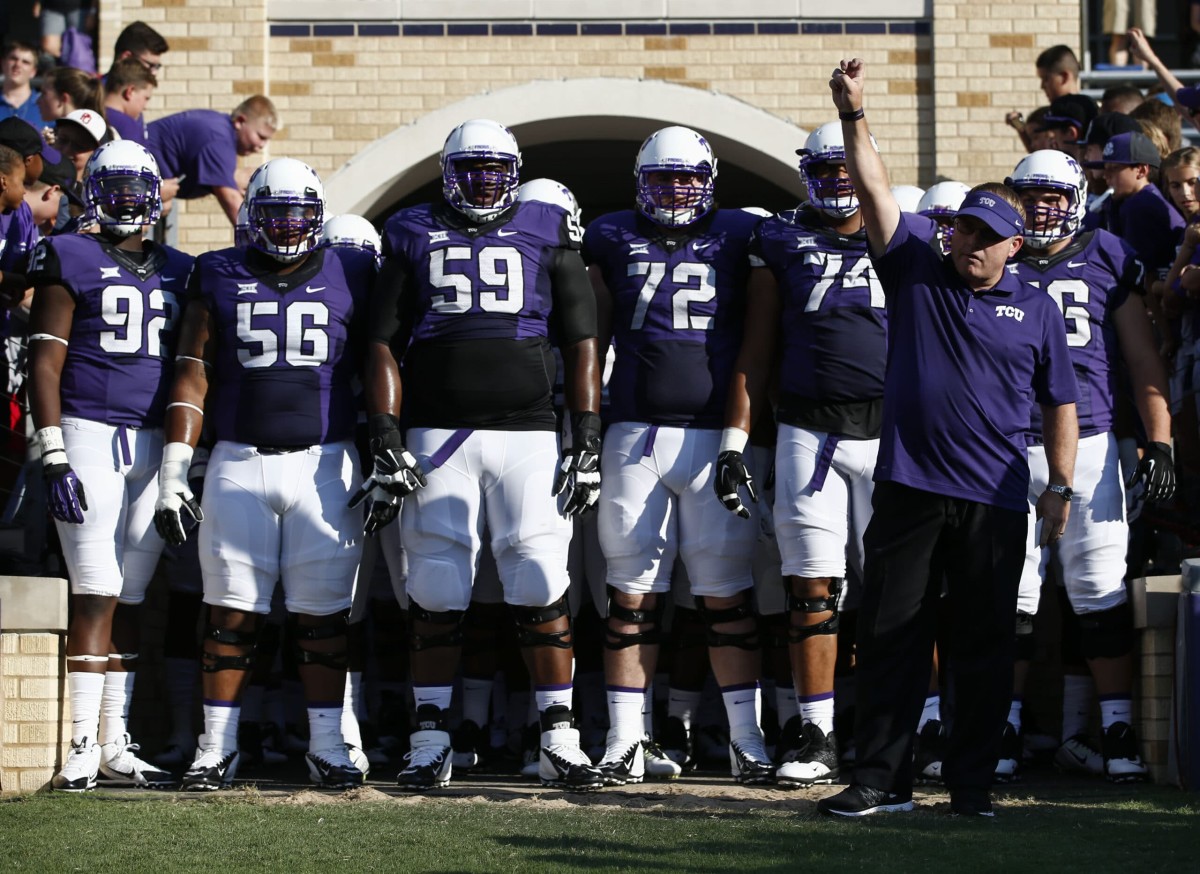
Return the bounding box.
[1082,131,1162,169]
[1037,94,1098,134]
[0,117,61,162]
[38,154,75,189]
[1077,112,1143,147]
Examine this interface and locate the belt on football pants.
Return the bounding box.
[255,445,310,455]
[805,434,840,492]
[427,428,472,469]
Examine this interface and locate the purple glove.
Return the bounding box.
[37,425,88,525]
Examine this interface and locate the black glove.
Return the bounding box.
[554,412,602,517]
[347,415,425,535]
[715,450,758,519]
[1127,441,1175,504]
[155,442,205,546]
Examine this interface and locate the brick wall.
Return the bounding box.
[0,632,68,794]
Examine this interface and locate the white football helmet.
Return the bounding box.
[517,178,581,223]
[634,126,717,227]
[892,185,926,214]
[82,140,161,237]
[798,122,881,219]
[244,157,325,263]
[1005,150,1088,249]
[320,214,382,258]
[234,200,251,248]
[441,119,522,222]
[918,181,971,254]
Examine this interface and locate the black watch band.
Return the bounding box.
[1046,484,1073,502]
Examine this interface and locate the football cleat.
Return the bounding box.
[729,732,777,785]
[817,784,913,818]
[595,732,644,786]
[306,745,366,789]
[777,721,840,788]
[658,715,695,771]
[774,714,804,765]
[539,706,604,791]
[397,706,453,791]
[993,722,1022,784]
[1054,734,1104,776]
[642,737,683,780]
[181,739,240,791]
[914,718,946,785]
[1101,722,1149,783]
[98,734,175,788]
[52,737,101,793]
[452,719,488,771]
[347,744,370,777]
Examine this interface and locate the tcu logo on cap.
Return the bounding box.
[995,305,1025,322]
[978,196,997,207]
[1103,141,1115,156]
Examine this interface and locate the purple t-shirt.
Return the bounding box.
[147,109,237,199]
[1112,184,1185,275]
[0,202,38,272]
[872,219,1079,512]
[27,234,194,427]
[105,107,151,150]
[1012,230,1143,440]
[583,209,758,429]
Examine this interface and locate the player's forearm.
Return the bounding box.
[563,337,600,415]
[164,364,208,447]
[364,341,402,419]
[27,352,63,431]
[1040,402,1078,486]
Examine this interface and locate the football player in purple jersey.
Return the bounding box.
[362,119,603,791]
[27,140,192,791]
[583,126,773,786]
[154,157,375,792]
[1004,149,1173,783]
[721,123,941,788]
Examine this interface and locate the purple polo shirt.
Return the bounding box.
[105,107,150,150]
[873,219,1078,512]
[147,109,237,199]
[1111,184,1184,276]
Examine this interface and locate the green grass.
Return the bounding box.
[1,785,1197,873]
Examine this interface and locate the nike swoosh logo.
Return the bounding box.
[162,275,175,281]
[496,229,519,237]
[693,241,714,251]
[1067,261,1086,268]
[306,286,326,294]
[733,698,754,705]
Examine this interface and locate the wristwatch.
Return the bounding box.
[1045,484,1073,502]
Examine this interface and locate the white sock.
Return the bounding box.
[307,705,344,753]
[412,684,453,713]
[1099,696,1133,731]
[100,670,135,746]
[535,684,573,715]
[667,687,703,729]
[461,675,494,727]
[798,692,835,736]
[67,671,104,746]
[775,685,799,728]
[1062,675,1094,741]
[720,683,762,741]
[342,672,364,748]
[1007,697,1023,732]
[918,694,941,732]
[606,686,646,740]
[203,702,241,753]
[164,657,199,746]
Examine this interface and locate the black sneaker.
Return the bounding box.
[914,719,946,785]
[949,787,995,817]
[776,721,840,787]
[658,715,695,771]
[817,784,914,818]
[396,705,452,791]
[993,721,1022,783]
[1101,721,1149,783]
[774,714,804,766]
[452,719,488,770]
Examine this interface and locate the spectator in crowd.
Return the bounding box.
[37,66,103,129]
[1126,28,1196,135]
[1105,0,1154,66]
[1130,98,1183,155]
[110,22,168,77]
[148,95,277,230]
[0,40,45,126]
[1101,85,1144,114]
[32,0,95,62]
[1037,45,1082,102]
[54,108,107,182]
[102,58,156,150]
[1037,94,1098,160]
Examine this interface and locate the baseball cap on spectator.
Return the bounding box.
[1176,86,1200,112]
[956,190,1025,239]
[38,154,85,207]
[1082,131,1161,169]
[0,116,61,162]
[58,109,109,148]
[1077,112,1143,146]
[1037,94,1098,133]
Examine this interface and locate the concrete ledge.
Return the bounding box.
[0,577,69,633]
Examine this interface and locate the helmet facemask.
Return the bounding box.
[250,195,323,263]
[443,154,520,222]
[802,156,859,219]
[635,165,715,227]
[86,167,161,237]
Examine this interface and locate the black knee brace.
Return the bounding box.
[290,612,350,670]
[1014,611,1037,661]
[201,624,259,673]
[1077,601,1135,659]
[786,577,843,643]
[695,595,760,650]
[511,595,572,649]
[604,596,665,650]
[408,603,465,652]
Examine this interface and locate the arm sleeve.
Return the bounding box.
[368,257,413,348]
[550,247,597,346]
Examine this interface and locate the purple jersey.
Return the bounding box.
[1112,184,1185,275]
[583,209,758,428]
[1012,230,1143,439]
[147,110,237,199]
[0,202,38,272]
[189,247,374,446]
[28,234,193,427]
[873,218,1079,512]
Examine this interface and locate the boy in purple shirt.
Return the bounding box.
[813,59,1079,820]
